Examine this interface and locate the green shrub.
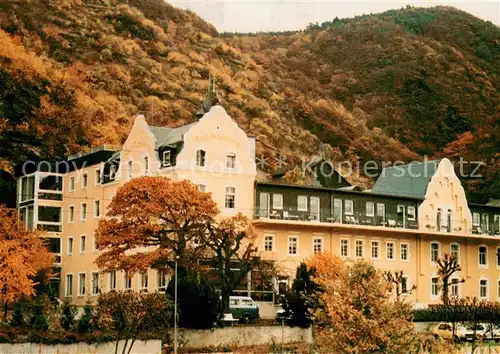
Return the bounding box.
[60,298,77,331]
[166,271,221,329]
[10,301,27,328]
[77,303,94,334]
[28,303,48,331]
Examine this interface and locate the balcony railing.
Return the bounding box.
[472,225,500,236]
[255,207,418,230]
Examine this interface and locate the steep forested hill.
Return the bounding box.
[0,0,499,205]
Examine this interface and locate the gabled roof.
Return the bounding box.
[149,123,196,149]
[371,160,440,199]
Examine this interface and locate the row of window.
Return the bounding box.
[429,242,500,267]
[264,235,411,261]
[68,201,100,223]
[429,277,500,301]
[69,169,101,192]
[67,235,98,254]
[65,270,168,297]
[260,193,416,219]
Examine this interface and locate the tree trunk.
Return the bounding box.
[3,302,7,321]
[121,338,129,354]
[126,338,137,354]
[222,286,231,315]
[442,278,449,305]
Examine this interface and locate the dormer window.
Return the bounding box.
[226,154,236,169]
[196,150,206,167]
[162,151,171,167]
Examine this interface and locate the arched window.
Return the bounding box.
[450,243,460,260]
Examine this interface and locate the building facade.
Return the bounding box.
[15,104,500,311]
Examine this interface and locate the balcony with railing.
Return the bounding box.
[472,225,500,236]
[254,207,418,230]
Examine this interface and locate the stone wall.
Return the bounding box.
[0,340,161,354]
[179,325,313,348]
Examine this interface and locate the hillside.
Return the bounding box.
[0,0,499,205]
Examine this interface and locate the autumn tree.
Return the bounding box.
[97,291,173,354]
[96,176,218,273]
[384,270,416,301]
[205,213,261,317]
[437,254,463,305]
[0,205,54,320]
[309,253,415,353]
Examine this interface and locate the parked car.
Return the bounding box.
[275,307,292,323]
[432,322,488,342]
[482,323,500,342]
[228,296,260,323]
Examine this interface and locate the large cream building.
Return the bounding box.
[15,96,500,315]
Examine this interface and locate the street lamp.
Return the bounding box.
[174,256,179,354]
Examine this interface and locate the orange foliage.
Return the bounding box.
[0,206,54,305]
[308,253,416,353]
[96,176,218,272]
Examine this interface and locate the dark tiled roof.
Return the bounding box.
[149,123,196,149]
[372,160,440,198]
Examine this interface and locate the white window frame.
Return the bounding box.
[430,276,439,298]
[91,272,100,296]
[109,271,117,291]
[371,240,380,260]
[157,270,167,292]
[355,239,365,259]
[82,173,88,189]
[366,202,374,217]
[340,238,349,258]
[479,245,488,268]
[95,169,101,185]
[65,273,73,297]
[162,151,171,167]
[407,206,416,220]
[69,205,74,223]
[386,241,395,260]
[479,278,489,300]
[288,235,299,256]
[344,200,354,215]
[264,235,274,252]
[430,241,440,263]
[313,236,324,254]
[401,275,410,295]
[69,176,75,192]
[226,153,236,169]
[450,277,460,298]
[400,242,410,261]
[450,243,460,260]
[297,196,308,211]
[110,165,117,180]
[196,149,206,167]
[473,212,480,226]
[94,200,100,218]
[67,237,73,255]
[78,272,86,297]
[93,234,99,252]
[139,271,149,291]
[224,186,236,209]
[80,235,86,253]
[272,194,283,210]
[124,272,132,290]
[376,203,386,220]
[198,184,206,192]
[81,203,87,221]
